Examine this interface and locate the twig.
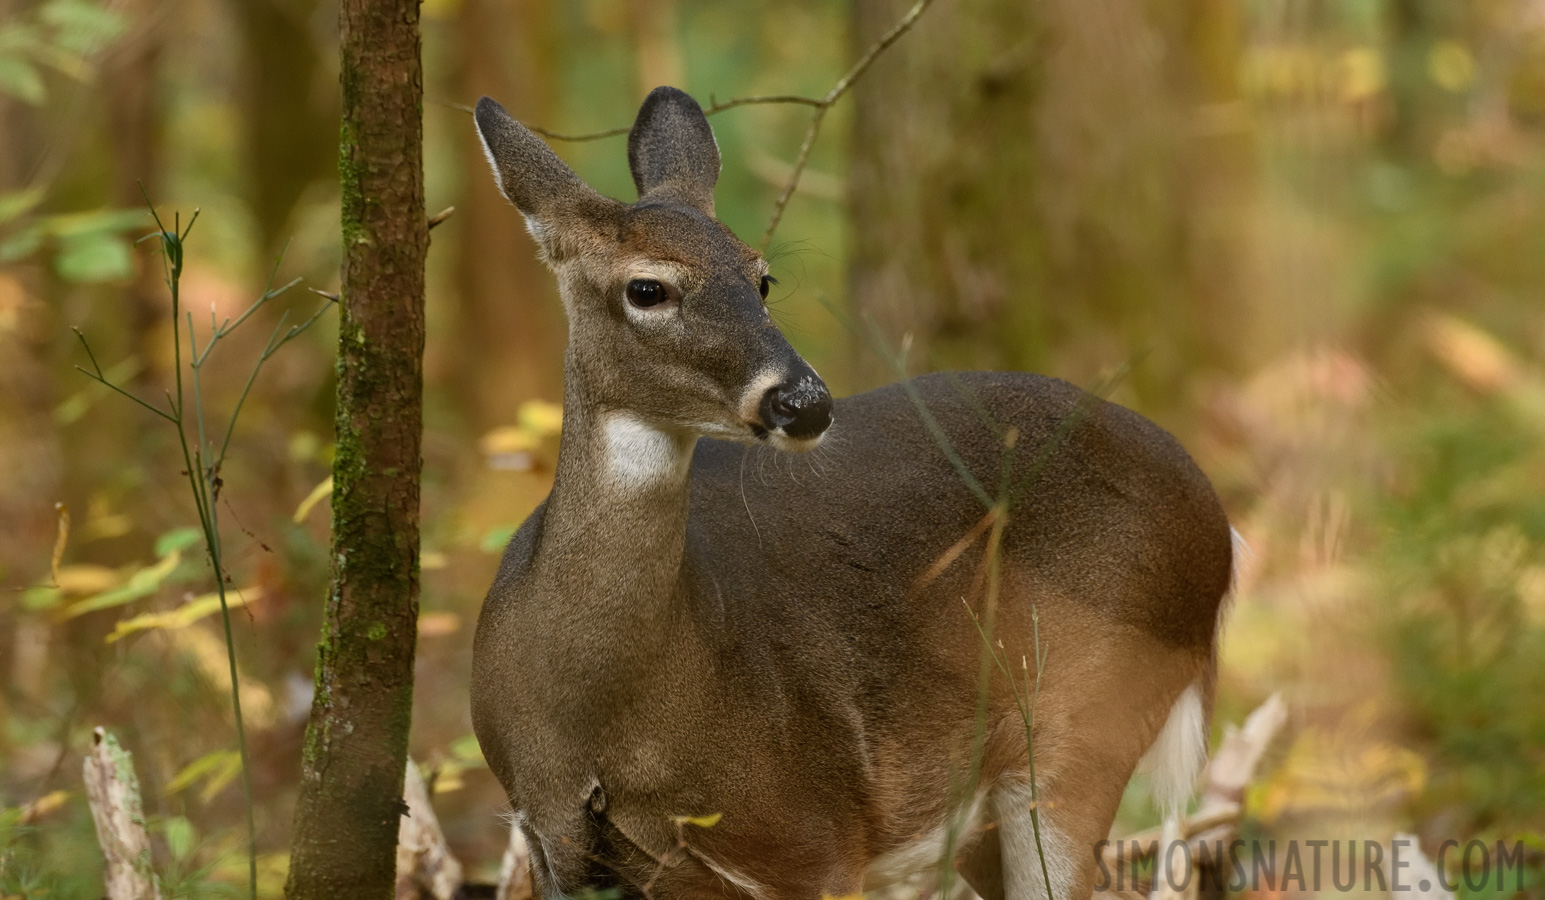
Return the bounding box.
[467,0,937,251]
[49,501,69,585]
[511,94,826,143]
[427,206,456,230]
[759,0,935,250]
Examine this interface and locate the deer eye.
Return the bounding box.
[626,278,670,309]
[759,275,777,300]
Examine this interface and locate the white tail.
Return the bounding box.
[1140,679,1210,818]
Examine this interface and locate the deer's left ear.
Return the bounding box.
[627,86,720,216]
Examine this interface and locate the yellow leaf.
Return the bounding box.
[105,586,262,644]
[671,812,722,828]
[1428,40,1475,92]
[1422,312,1521,394]
[165,749,242,803]
[65,550,183,618]
[421,550,449,570]
[519,399,563,436]
[22,789,69,822]
[292,476,333,524]
[479,426,539,456]
[433,769,465,794]
[417,611,461,637]
[52,564,119,595]
[1341,47,1386,101]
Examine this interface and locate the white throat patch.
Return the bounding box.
[600,414,691,489]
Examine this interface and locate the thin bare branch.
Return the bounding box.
[760,0,936,250]
[759,105,830,251]
[825,0,932,107]
[525,123,631,143]
[211,275,303,346]
[71,328,175,422]
[450,0,935,246]
[707,93,823,112]
[510,94,827,143]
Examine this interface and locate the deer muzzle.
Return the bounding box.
[757,371,833,443]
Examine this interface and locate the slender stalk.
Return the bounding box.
[75,204,329,900]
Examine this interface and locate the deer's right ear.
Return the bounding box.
[475,96,612,255]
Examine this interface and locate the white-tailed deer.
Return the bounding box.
[470,87,1234,899]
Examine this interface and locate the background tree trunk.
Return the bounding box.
[284,0,426,895]
[107,0,169,385]
[847,0,1252,412]
[236,0,336,265]
[451,0,563,430]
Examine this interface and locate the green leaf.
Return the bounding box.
[0,186,45,224]
[46,207,146,237]
[65,542,192,618]
[162,815,195,861]
[165,750,241,804]
[0,224,43,261]
[21,586,61,611]
[480,525,518,554]
[0,54,45,104]
[38,0,125,55]
[449,734,485,764]
[54,230,132,283]
[155,527,203,558]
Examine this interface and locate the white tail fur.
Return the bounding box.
[1139,680,1208,817]
[1139,526,1247,816]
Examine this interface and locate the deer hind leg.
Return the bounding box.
[964,636,1211,900]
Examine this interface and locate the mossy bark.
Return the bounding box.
[284,0,425,896]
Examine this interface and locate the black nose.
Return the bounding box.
[759,375,833,440]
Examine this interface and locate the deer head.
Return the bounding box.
[474,88,833,456]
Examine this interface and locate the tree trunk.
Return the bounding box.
[236,0,336,264]
[452,0,563,429]
[107,0,169,384]
[284,0,426,895]
[847,0,1252,409]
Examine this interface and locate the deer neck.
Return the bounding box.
[530,359,698,624]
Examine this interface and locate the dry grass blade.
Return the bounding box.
[911,506,998,597]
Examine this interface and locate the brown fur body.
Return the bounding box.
[473,373,1231,897]
[468,88,1233,899]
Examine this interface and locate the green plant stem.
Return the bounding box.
[75,201,322,900]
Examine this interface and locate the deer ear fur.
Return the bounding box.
[475,96,616,257]
[627,87,721,216]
